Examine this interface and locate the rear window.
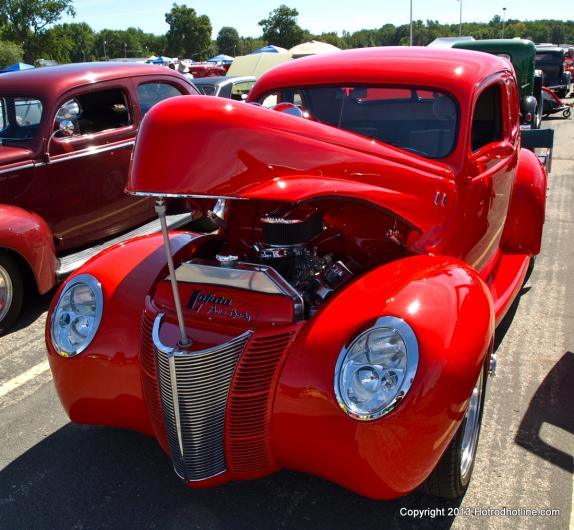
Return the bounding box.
[0,96,43,146]
[258,85,458,159]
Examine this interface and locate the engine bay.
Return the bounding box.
[198,198,416,319]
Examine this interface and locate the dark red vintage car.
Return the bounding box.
[46,48,547,499]
[0,62,199,333]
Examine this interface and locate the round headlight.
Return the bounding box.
[51,274,103,357]
[334,316,418,421]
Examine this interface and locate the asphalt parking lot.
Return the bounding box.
[0,109,573,530]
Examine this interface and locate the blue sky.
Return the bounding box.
[61,0,570,38]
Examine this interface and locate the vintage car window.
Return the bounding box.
[231,81,255,101]
[258,85,458,159]
[56,88,131,136]
[194,84,216,96]
[0,96,43,145]
[137,82,183,115]
[471,84,503,152]
[56,98,81,121]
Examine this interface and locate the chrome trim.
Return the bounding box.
[50,274,103,357]
[173,259,304,321]
[434,191,440,205]
[152,313,252,481]
[460,367,485,480]
[0,162,35,176]
[47,140,134,165]
[334,316,419,421]
[129,191,247,200]
[0,263,14,322]
[489,351,497,377]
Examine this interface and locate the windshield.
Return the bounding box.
[258,85,458,159]
[535,52,563,65]
[194,83,216,96]
[0,96,43,146]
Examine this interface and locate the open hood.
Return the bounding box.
[127,96,455,233]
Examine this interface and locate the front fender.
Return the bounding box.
[0,205,56,293]
[46,231,208,435]
[501,147,547,255]
[271,255,494,499]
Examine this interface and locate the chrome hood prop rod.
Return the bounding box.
[155,198,191,348]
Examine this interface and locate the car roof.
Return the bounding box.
[192,76,256,85]
[0,62,193,100]
[535,46,565,54]
[250,46,511,102]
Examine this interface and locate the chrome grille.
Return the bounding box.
[153,313,251,481]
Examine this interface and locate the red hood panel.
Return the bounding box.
[127,96,455,232]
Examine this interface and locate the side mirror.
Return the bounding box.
[45,119,76,162]
[471,141,514,162]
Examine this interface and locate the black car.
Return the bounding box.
[535,46,571,98]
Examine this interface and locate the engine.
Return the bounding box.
[249,204,362,315]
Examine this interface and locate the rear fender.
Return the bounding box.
[501,148,547,255]
[272,255,494,499]
[0,205,56,293]
[46,231,213,435]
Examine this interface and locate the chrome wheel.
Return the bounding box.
[0,263,13,323]
[460,368,485,481]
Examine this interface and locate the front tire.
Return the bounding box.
[422,363,487,498]
[0,253,24,336]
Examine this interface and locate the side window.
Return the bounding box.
[15,98,43,126]
[261,90,303,108]
[55,89,131,136]
[471,84,502,152]
[137,82,183,115]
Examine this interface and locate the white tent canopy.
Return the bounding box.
[289,40,341,58]
[227,52,292,78]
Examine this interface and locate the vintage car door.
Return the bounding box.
[41,81,152,252]
[462,74,518,273]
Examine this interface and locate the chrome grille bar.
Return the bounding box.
[153,313,251,481]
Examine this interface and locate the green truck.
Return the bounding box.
[452,39,543,129]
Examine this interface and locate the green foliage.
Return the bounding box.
[238,36,266,55]
[0,39,22,68]
[0,0,75,61]
[165,3,212,60]
[258,4,305,49]
[216,26,240,56]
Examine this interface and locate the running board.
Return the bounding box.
[56,213,193,281]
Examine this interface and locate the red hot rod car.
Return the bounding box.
[46,48,547,500]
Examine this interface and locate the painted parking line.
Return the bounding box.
[0,360,50,399]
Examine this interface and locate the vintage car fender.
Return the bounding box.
[46,231,209,434]
[0,204,57,294]
[501,147,547,255]
[271,254,494,499]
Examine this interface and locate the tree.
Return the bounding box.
[258,4,305,49]
[43,22,96,63]
[165,3,212,60]
[0,0,75,62]
[0,40,22,67]
[216,26,240,56]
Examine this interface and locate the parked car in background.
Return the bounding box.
[535,45,571,98]
[192,76,256,100]
[188,63,227,78]
[0,62,199,334]
[47,48,548,500]
[453,39,544,128]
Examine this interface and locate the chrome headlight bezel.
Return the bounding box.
[334,316,419,421]
[50,274,103,357]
